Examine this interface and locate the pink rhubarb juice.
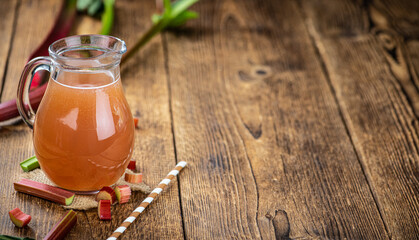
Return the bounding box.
[33,71,134,191]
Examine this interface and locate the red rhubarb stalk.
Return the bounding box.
[124,173,143,184]
[44,210,77,240]
[115,185,131,204]
[14,179,75,206]
[96,186,117,204]
[0,84,47,122]
[0,0,76,122]
[127,160,136,171]
[30,0,77,88]
[133,117,139,128]
[9,208,31,228]
[98,200,112,220]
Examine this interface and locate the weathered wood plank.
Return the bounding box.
[164,0,261,238]
[81,0,185,239]
[369,0,419,39]
[72,15,101,35]
[0,0,59,102]
[376,0,419,100]
[0,0,17,97]
[0,1,80,239]
[166,0,387,239]
[368,0,419,116]
[300,0,419,238]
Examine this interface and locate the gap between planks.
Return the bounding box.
[161,32,188,240]
[295,0,391,237]
[0,0,20,100]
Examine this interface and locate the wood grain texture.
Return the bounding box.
[0,0,59,102]
[300,0,419,238]
[166,0,387,239]
[164,1,261,238]
[72,15,102,36]
[1,0,418,239]
[0,0,17,96]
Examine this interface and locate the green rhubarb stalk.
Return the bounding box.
[122,0,199,64]
[100,0,115,35]
[77,0,115,35]
[20,156,40,172]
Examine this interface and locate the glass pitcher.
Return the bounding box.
[17,35,134,192]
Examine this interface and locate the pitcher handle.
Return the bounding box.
[17,57,52,129]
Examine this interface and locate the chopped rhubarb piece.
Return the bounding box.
[20,156,40,172]
[44,210,77,240]
[98,200,111,220]
[95,186,116,204]
[115,185,131,204]
[133,117,139,128]
[124,173,142,183]
[14,179,75,206]
[9,208,31,228]
[127,160,136,171]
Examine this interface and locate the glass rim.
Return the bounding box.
[48,34,127,62]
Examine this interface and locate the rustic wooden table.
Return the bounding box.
[0,0,418,239]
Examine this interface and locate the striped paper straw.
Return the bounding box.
[107,161,187,240]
